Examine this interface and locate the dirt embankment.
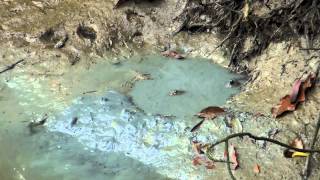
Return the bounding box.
[1,0,319,120]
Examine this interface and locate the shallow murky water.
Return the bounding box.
[0,55,240,180]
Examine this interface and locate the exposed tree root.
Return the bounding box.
[174,0,320,71]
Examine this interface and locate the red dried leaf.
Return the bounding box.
[297,73,316,103]
[230,145,239,170]
[205,160,215,169]
[161,50,184,59]
[290,79,302,103]
[253,164,260,174]
[192,156,202,166]
[192,155,215,169]
[271,72,317,118]
[271,95,296,117]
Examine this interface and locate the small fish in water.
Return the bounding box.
[161,50,184,59]
[28,114,48,134]
[71,117,78,126]
[169,90,186,96]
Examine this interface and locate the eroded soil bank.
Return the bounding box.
[0,0,320,179]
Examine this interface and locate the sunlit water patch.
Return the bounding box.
[0,55,241,180]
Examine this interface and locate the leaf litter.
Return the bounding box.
[272,73,317,118]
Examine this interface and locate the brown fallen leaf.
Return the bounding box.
[191,106,225,132]
[297,73,316,103]
[290,79,302,103]
[197,106,225,120]
[161,50,185,59]
[192,155,215,169]
[272,72,317,118]
[230,145,239,170]
[253,164,260,174]
[271,95,296,117]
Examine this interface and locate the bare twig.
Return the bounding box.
[210,132,320,153]
[300,48,320,51]
[0,59,25,74]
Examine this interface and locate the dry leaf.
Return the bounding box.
[192,155,215,169]
[161,50,184,59]
[290,79,302,103]
[291,137,304,149]
[272,72,317,118]
[191,106,225,132]
[192,141,203,155]
[297,73,316,103]
[253,164,260,174]
[197,106,225,120]
[230,145,239,170]
[271,95,296,117]
[192,156,202,166]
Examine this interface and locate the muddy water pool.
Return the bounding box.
[0,55,241,180]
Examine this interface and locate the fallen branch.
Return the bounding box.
[300,48,320,51]
[0,59,25,74]
[210,132,320,153]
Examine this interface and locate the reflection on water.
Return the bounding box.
[0,55,240,180]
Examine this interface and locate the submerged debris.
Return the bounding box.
[131,71,152,81]
[28,114,48,134]
[169,90,186,96]
[71,117,78,126]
